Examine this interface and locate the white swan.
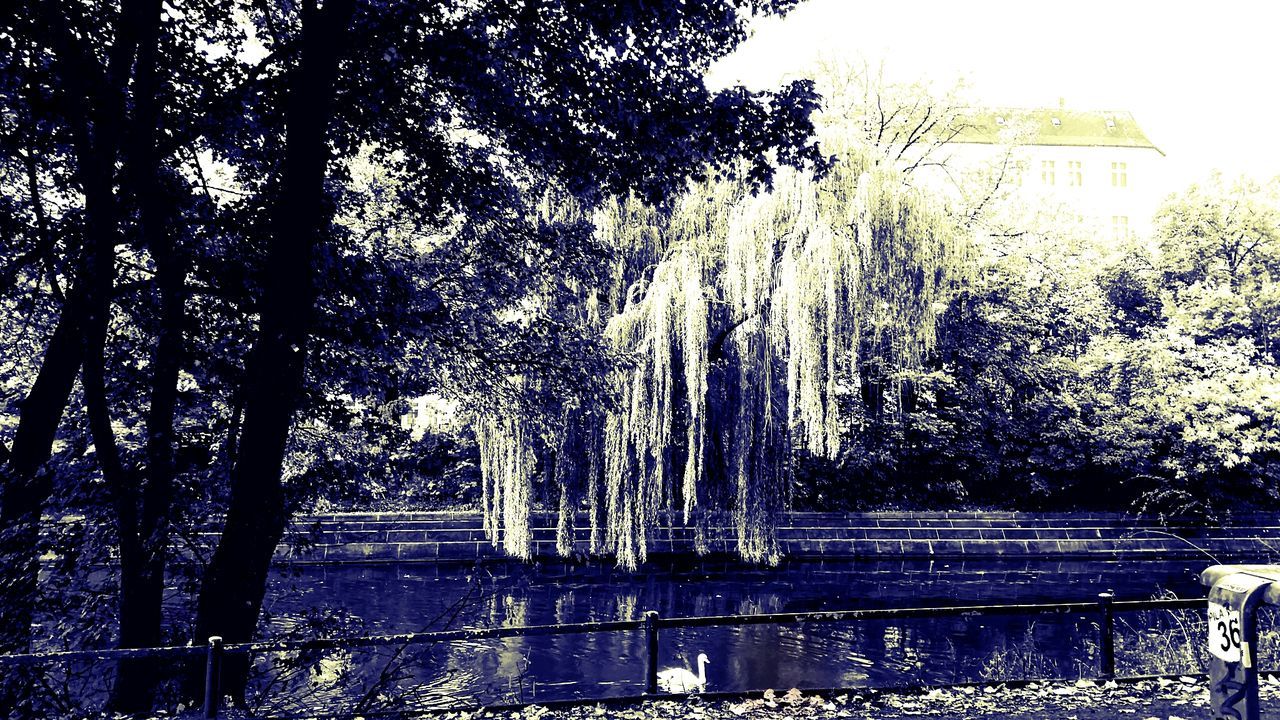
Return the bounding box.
[657,653,709,693]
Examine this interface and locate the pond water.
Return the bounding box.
[250,557,1210,713]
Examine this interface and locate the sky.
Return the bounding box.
[707,0,1280,191]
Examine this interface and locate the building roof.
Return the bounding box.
[954,108,1164,155]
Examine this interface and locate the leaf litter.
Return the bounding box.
[423,675,1280,720]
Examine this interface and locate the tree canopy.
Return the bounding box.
[3,6,1280,715]
[0,0,826,713]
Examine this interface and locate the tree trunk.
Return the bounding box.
[0,302,86,650]
[109,0,178,711]
[0,5,144,716]
[0,312,86,718]
[190,0,355,702]
[111,250,183,712]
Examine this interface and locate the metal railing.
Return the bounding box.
[0,593,1208,718]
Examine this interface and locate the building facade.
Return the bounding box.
[947,107,1167,243]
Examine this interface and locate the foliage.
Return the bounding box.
[5,1,1280,710]
[474,67,1280,568]
[477,70,975,567]
[1156,173,1280,359]
[824,171,1280,517]
[1,0,828,712]
[978,624,1061,682]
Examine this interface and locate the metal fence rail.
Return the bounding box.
[0,594,1211,718]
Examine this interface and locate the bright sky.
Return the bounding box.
[707,0,1280,191]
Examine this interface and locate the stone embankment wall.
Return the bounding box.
[270,511,1280,564]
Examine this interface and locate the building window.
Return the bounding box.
[1111,161,1128,187]
[1067,160,1083,187]
[1111,215,1130,242]
[1041,160,1055,186]
[1008,159,1026,187]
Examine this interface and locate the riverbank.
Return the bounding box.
[262,511,1280,563]
[176,676,1275,719]
[424,676,1275,720]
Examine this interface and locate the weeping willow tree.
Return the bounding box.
[470,190,611,562]
[476,414,534,558]
[474,68,975,568]
[601,243,708,564]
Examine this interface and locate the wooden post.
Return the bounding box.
[644,611,659,694]
[202,636,223,719]
[1097,592,1115,679]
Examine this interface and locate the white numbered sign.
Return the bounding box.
[1209,600,1244,662]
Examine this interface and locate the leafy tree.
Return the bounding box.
[0,0,826,712]
[477,66,974,568]
[909,173,1280,517]
[879,213,1112,508]
[1157,172,1280,357]
[1080,330,1280,519]
[180,0,826,702]
[1,0,239,711]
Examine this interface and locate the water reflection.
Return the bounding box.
[254,557,1205,712]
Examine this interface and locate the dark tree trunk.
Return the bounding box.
[0,299,86,649]
[0,6,146,715]
[900,378,918,414]
[190,0,355,702]
[111,244,184,713]
[0,309,86,718]
[108,0,179,711]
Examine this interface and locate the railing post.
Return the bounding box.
[644,611,659,694]
[202,636,224,719]
[1097,591,1115,679]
